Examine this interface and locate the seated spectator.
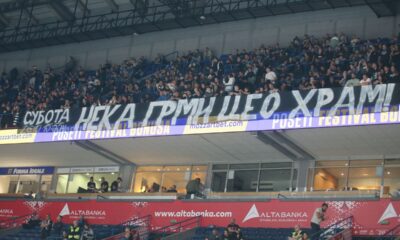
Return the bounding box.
[166,185,178,193]
[289,225,303,240]
[87,177,96,193]
[301,232,310,240]
[40,214,53,239]
[205,228,221,240]
[81,223,95,240]
[222,229,230,240]
[148,182,160,193]
[53,215,64,236]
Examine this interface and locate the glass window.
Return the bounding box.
[192,166,208,171]
[163,166,191,172]
[56,175,69,194]
[212,164,228,170]
[40,175,52,193]
[316,161,349,167]
[385,159,400,166]
[67,173,91,193]
[230,164,259,170]
[211,172,227,192]
[227,170,258,192]
[162,172,188,193]
[133,172,162,193]
[384,167,400,195]
[8,176,19,194]
[93,172,117,192]
[136,166,163,172]
[261,162,292,168]
[313,168,347,191]
[17,175,40,194]
[259,169,291,192]
[348,167,381,191]
[350,160,383,167]
[0,176,11,194]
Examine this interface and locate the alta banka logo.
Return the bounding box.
[59,204,106,219]
[0,209,14,217]
[242,204,308,223]
[378,203,400,223]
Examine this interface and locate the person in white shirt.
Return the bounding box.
[359,74,371,86]
[223,74,235,92]
[265,67,277,83]
[310,203,328,240]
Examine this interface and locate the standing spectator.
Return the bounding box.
[100,177,109,193]
[40,214,53,239]
[359,74,371,86]
[23,212,40,229]
[186,178,204,199]
[265,67,277,83]
[81,223,94,240]
[68,220,82,240]
[310,203,328,240]
[111,177,123,192]
[53,215,64,236]
[87,177,96,193]
[227,219,240,239]
[345,73,360,87]
[77,216,85,228]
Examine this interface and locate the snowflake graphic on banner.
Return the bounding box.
[325,201,365,225]
[23,201,47,213]
[131,202,149,208]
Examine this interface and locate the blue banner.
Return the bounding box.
[0,167,54,175]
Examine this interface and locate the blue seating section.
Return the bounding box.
[0,224,123,240]
[193,227,299,240]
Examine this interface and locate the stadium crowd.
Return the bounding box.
[0,33,400,128]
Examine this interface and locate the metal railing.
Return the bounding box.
[148,216,201,240]
[102,214,151,240]
[379,223,400,238]
[310,215,353,240]
[0,213,33,230]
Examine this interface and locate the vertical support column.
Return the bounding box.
[296,159,312,192]
[119,164,135,192]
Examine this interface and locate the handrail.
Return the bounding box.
[310,215,353,240]
[101,214,151,240]
[152,216,201,237]
[0,213,33,230]
[382,223,400,236]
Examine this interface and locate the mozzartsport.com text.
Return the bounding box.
[154,210,232,218]
[189,121,243,129]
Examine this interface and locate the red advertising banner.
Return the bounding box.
[0,199,399,236]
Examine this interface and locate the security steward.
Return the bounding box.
[68,220,81,240]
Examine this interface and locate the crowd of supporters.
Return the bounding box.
[0,33,400,128]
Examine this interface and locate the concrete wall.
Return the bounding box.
[0,6,398,72]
